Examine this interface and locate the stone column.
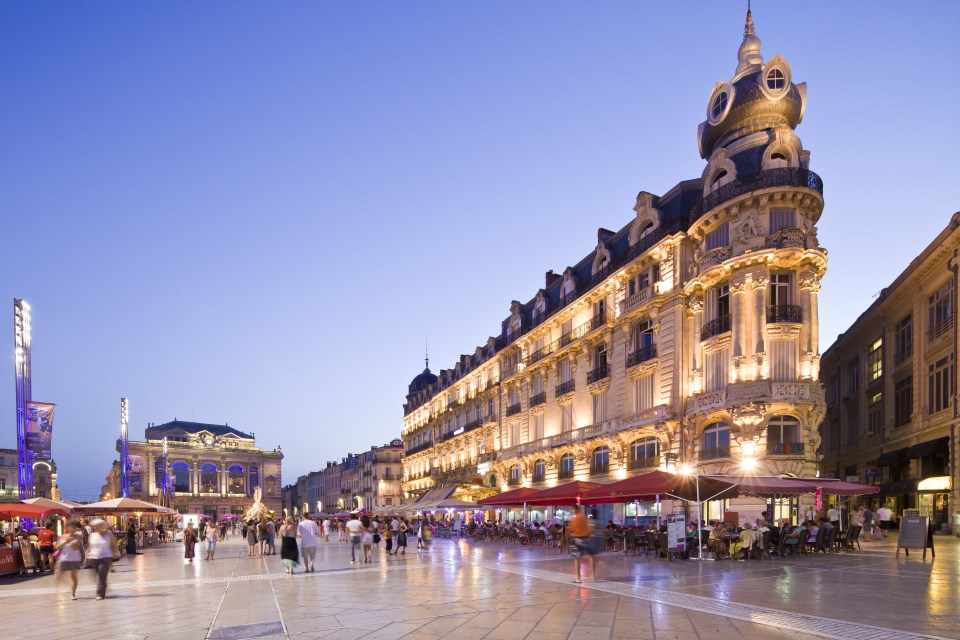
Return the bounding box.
[753,272,768,378]
[689,296,704,394]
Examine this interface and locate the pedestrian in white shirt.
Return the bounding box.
[876,504,894,537]
[85,519,117,601]
[298,518,320,572]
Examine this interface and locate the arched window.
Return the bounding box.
[489,474,498,488]
[629,437,660,470]
[591,446,610,474]
[228,464,245,494]
[200,463,218,493]
[533,459,546,483]
[559,453,575,480]
[712,91,728,119]
[767,416,801,455]
[172,461,190,493]
[508,464,523,486]
[701,422,731,461]
[248,465,259,496]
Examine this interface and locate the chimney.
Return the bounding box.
[545,270,562,288]
[598,228,615,245]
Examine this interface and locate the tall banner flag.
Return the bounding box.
[24,401,55,460]
[128,455,143,494]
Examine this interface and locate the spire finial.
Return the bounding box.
[745,1,755,37]
[425,336,429,370]
[736,0,762,74]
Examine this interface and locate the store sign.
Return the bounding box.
[918,476,951,492]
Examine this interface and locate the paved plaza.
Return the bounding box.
[1,534,957,640]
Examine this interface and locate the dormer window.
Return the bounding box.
[712,91,728,119]
[766,68,785,90]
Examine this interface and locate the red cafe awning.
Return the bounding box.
[0,503,69,520]
[476,487,542,507]
[705,475,816,497]
[582,471,737,504]
[523,481,604,506]
[798,479,880,496]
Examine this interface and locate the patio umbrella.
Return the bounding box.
[523,481,604,507]
[24,497,76,512]
[72,497,175,514]
[582,471,736,503]
[476,487,541,507]
[432,498,479,511]
[704,475,816,497]
[0,503,69,520]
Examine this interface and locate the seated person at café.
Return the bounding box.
[709,522,729,556]
[606,520,620,530]
[804,520,820,543]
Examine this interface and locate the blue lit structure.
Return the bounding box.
[13,299,33,500]
[120,397,129,497]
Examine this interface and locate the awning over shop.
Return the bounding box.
[878,479,919,495]
[905,437,949,459]
[876,447,909,466]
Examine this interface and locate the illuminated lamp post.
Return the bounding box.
[120,398,129,497]
[13,299,33,499]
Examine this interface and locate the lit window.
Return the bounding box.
[559,453,575,480]
[867,338,883,382]
[701,422,730,460]
[533,459,546,483]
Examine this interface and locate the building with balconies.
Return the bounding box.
[820,215,960,534]
[401,9,826,522]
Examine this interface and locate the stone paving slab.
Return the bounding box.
[0,534,955,639]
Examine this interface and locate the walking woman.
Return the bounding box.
[279,517,299,574]
[360,515,374,563]
[205,522,219,560]
[246,520,258,557]
[397,519,408,555]
[383,521,393,555]
[55,521,84,600]
[86,519,117,601]
[183,523,197,562]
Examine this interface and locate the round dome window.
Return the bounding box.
[706,82,735,125]
[766,68,785,90]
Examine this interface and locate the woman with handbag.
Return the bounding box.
[55,521,84,600]
[86,519,118,601]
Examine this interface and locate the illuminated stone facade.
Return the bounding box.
[820,215,960,533]
[102,420,283,518]
[402,12,826,505]
[0,448,58,501]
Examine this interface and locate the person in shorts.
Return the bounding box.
[297,517,320,572]
[37,522,57,572]
[568,506,595,583]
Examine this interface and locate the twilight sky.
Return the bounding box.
[1,1,957,501]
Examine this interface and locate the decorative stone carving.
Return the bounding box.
[701,246,731,269]
[688,296,704,313]
[736,211,762,241]
[731,402,769,431]
[772,382,811,400]
[799,272,821,292]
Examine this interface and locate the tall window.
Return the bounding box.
[846,358,860,394]
[508,464,522,486]
[713,284,730,320]
[593,343,608,374]
[769,339,796,382]
[629,437,659,469]
[591,446,610,474]
[559,453,575,480]
[228,465,244,494]
[561,404,573,432]
[769,208,796,232]
[632,320,655,353]
[559,360,573,384]
[894,315,913,365]
[867,338,883,382]
[200,464,218,493]
[533,459,546,483]
[705,223,729,250]
[929,356,953,414]
[592,391,607,424]
[172,462,190,493]
[531,413,544,441]
[929,281,953,340]
[770,273,791,306]
[894,376,913,427]
[701,422,730,460]
[634,373,655,412]
[532,374,544,397]
[766,416,800,454]
[704,348,730,392]
[868,393,883,436]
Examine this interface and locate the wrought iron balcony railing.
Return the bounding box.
[767,304,802,324]
[767,442,804,455]
[690,168,824,225]
[506,402,522,417]
[587,365,609,384]
[699,446,731,461]
[628,456,661,471]
[701,314,731,341]
[555,379,576,396]
[627,344,657,368]
[530,391,546,407]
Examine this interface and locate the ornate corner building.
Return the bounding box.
[820,215,960,534]
[401,11,826,507]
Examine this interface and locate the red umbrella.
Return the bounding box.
[704,475,817,497]
[0,503,69,520]
[523,481,604,506]
[583,470,736,503]
[476,487,542,507]
[802,480,879,496]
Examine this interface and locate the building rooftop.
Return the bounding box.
[145,419,255,441]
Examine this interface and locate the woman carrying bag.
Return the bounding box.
[85,519,119,601]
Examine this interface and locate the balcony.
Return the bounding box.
[627,344,657,368]
[767,442,804,456]
[767,304,802,324]
[618,286,653,316]
[506,402,521,417]
[701,315,731,341]
[764,228,806,249]
[893,345,913,368]
[928,316,954,343]
[689,168,824,225]
[530,391,546,407]
[699,446,731,461]
[555,379,575,397]
[405,441,433,456]
[587,365,609,384]
[628,456,661,471]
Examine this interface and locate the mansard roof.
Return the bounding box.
[145,420,254,441]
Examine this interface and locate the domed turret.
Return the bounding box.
[697,9,808,172]
[408,366,437,396]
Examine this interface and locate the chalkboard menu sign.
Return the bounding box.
[896,515,934,559]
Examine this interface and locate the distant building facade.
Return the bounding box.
[102,420,283,518]
[820,215,960,534]
[402,11,827,521]
[285,440,404,518]
[0,447,59,501]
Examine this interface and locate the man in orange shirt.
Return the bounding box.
[568,506,595,583]
[37,522,57,572]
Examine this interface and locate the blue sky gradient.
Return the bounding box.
[1,1,957,500]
